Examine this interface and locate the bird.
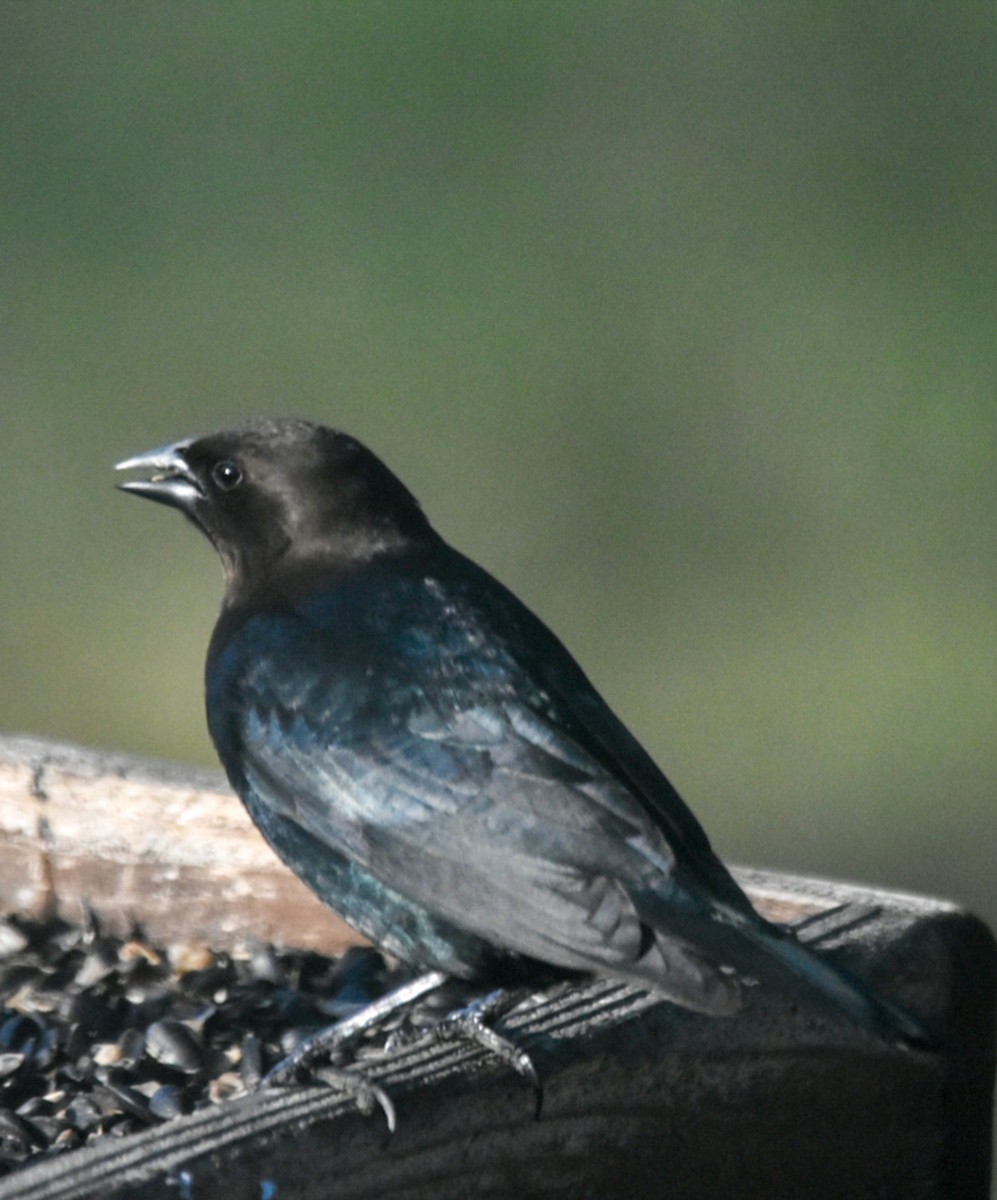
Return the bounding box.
[116,417,927,1054]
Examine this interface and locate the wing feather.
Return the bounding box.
[219,564,743,1011]
[241,686,668,973]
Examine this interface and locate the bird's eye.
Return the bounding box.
[211,460,243,491]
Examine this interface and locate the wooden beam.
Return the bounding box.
[0,735,992,1199]
[0,734,358,953]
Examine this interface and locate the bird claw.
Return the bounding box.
[389,988,540,1089]
[260,1026,397,1132]
[311,1065,397,1133]
[257,977,538,1131]
[260,1031,343,1089]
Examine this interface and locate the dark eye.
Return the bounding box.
[211,460,243,491]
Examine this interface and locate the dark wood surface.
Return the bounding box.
[0,735,993,1199]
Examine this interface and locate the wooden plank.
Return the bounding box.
[0,734,358,953]
[0,735,992,1198]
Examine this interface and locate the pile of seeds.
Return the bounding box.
[0,910,412,1177]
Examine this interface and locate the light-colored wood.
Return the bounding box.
[0,734,359,952]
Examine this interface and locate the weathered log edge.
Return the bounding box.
[0,733,357,953]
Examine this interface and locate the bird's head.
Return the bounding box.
[116,418,435,595]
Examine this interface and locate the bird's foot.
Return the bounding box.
[261,974,540,1126]
[261,969,447,1092]
[388,988,539,1089]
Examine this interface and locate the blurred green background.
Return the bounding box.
[2,2,994,953]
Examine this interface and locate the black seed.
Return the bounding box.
[327,946,388,1005]
[50,1127,81,1152]
[63,992,121,1040]
[208,1072,242,1104]
[0,1054,24,1079]
[73,941,119,989]
[0,923,30,960]
[23,1115,63,1147]
[63,1023,90,1063]
[95,1076,154,1124]
[32,1025,61,1070]
[249,942,286,985]
[64,1095,102,1132]
[0,1108,41,1151]
[145,1020,203,1074]
[0,1016,43,1057]
[14,1097,48,1118]
[0,911,408,1180]
[78,905,102,943]
[0,964,43,993]
[240,1033,263,1088]
[118,1028,147,1067]
[57,1060,93,1088]
[148,1084,187,1120]
[107,1116,138,1138]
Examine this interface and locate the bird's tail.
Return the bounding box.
[711,902,932,1047]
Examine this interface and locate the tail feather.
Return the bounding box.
[714,904,932,1047]
[633,885,931,1045]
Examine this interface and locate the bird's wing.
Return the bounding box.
[446,550,756,914]
[218,570,744,1011]
[238,684,676,976]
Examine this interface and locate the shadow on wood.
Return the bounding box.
[0,735,992,1199]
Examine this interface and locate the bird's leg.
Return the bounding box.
[387,987,539,1088]
[262,969,448,1089]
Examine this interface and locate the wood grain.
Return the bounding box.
[0,734,357,951]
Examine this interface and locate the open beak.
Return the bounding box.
[115,439,203,513]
